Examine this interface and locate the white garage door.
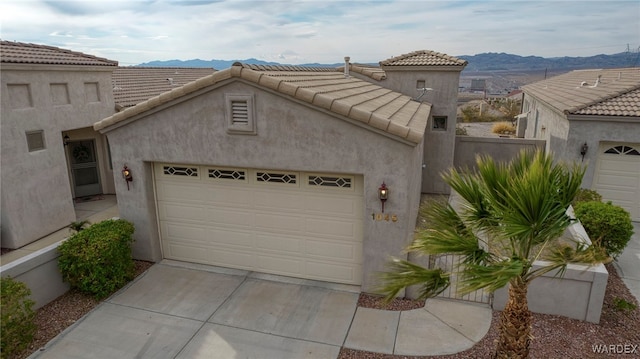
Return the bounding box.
[154,163,364,284]
[593,144,640,221]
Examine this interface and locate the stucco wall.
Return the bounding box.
[352,68,462,194]
[102,80,424,292]
[522,94,640,188]
[454,136,546,170]
[1,65,115,248]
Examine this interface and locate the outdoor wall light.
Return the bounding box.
[63,134,70,146]
[122,165,133,190]
[580,142,589,162]
[378,182,389,213]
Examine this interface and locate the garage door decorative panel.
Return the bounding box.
[155,164,364,285]
[594,143,640,221]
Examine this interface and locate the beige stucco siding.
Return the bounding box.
[103,80,424,291]
[1,66,115,248]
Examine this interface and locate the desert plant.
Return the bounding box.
[613,297,637,312]
[378,149,610,358]
[572,188,602,206]
[574,201,634,259]
[69,219,91,233]
[491,121,516,135]
[455,124,469,136]
[1,277,37,358]
[58,219,135,299]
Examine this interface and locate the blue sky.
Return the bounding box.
[1,0,638,66]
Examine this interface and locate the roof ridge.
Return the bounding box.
[1,40,118,65]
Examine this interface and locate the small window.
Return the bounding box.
[225,94,256,135]
[26,130,46,152]
[257,172,297,184]
[433,116,447,131]
[605,145,640,155]
[308,175,352,188]
[163,166,198,177]
[416,80,425,89]
[208,168,246,181]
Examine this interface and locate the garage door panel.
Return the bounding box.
[304,195,361,217]
[256,233,303,254]
[255,213,305,232]
[156,164,363,285]
[159,203,209,222]
[595,173,638,187]
[306,218,359,239]
[257,255,303,276]
[306,239,360,261]
[254,191,305,212]
[157,182,212,203]
[306,261,361,283]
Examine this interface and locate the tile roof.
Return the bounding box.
[112,67,215,108]
[345,63,387,81]
[522,67,640,117]
[96,63,431,144]
[1,40,117,66]
[379,50,467,67]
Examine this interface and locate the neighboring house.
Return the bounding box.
[94,52,466,292]
[0,41,216,249]
[520,68,640,221]
[1,41,118,249]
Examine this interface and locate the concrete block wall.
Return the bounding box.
[492,210,608,323]
[0,242,70,309]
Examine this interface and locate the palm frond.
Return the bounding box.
[457,259,524,295]
[376,258,450,302]
[410,201,483,256]
[529,242,612,281]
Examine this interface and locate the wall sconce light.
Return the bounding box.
[63,134,70,146]
[378,182,389,213]
[122,165,133,190]
[580,142,588,162]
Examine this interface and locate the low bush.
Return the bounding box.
[58,219,135,299]
[491,121,515,135]
[1,277,36,358]
[574,201,634,259]
[572,188,602,206]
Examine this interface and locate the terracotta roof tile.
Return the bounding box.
[112,67,214,108]
[522,67,640,117]
[96,63,430,144]
[1,40,117,66]
[379,50,467,67]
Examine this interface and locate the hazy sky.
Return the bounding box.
[2,0,638,66]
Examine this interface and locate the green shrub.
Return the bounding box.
[1,277,36,358]
[572,188,602,206]
[574,201,634,259]
[58,219,135,299]
[613,297,637,312]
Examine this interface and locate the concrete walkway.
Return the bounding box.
[28,260,492,359]
[614,222,640,301]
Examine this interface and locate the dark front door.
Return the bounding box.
[69,140,101,197]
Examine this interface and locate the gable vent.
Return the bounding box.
[231,100,249,125]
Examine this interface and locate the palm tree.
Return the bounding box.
[378,149,610,358]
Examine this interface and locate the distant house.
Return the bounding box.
[94,52,467,291]
[520,67,640,221]
[0,41,216,249]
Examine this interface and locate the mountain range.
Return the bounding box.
[136,52,639,72]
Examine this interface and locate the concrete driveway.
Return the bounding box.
[615,222,640,301]
[29,260,491,359]
[31,260,359,358]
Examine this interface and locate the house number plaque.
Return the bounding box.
[372,213,398,222]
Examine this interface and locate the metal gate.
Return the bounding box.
[429,253,492,304]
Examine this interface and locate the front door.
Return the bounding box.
[69,140,102,198]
